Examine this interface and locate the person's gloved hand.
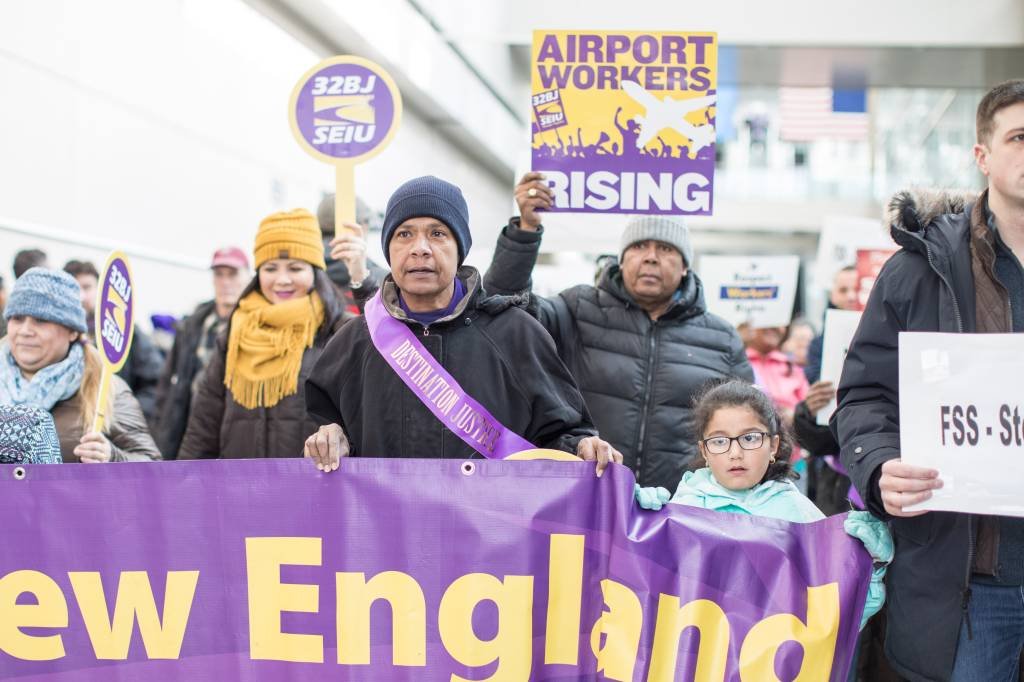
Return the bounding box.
[844,510,893,630]
[844,510,894,564]
[634,484,671,510]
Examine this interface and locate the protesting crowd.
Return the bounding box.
[0,77,1022,682]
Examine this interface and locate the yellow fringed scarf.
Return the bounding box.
[224,290,325,409]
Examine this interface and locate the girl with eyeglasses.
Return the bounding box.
[635,379,892,631]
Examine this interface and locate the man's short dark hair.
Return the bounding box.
[13,249,47,278]
[63,259,100,280]
[977,79,1024,144]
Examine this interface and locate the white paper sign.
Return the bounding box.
[817,309,862,425]
[900,332,1024,517]
[814,216,895,291]
[698,255,800,329]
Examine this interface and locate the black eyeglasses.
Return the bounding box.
[700,432,772,455]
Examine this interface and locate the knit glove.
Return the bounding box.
[634,484,672,511]
[844,510,893,629]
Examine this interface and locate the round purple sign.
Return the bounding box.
[96,253,135,371]
[289,56,403,165]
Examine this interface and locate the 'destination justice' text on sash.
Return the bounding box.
[364,291,535,458]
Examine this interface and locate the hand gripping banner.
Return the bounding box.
[0,459,870,680]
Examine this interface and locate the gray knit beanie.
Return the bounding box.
[381,176,471,265]
[3,267,88,333]
[618,216,693,266]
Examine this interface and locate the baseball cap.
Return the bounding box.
[210,246,250,271]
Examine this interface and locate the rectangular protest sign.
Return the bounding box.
[817,309,863,425]
[699,255,801,329]
[0,459,869,681]
[530,30,717,215]
[900,332,1024,517]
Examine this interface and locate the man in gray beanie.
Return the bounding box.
[483,172,753,491]
[304,176,622,473]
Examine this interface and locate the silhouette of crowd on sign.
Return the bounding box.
[532,105,716,160]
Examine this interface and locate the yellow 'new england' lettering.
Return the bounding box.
[246,536,323,663]
[438,573,534,682]
[336,570,426,666]
[0,570,68,661]
[739,582,840,681]
[68,571,199,660]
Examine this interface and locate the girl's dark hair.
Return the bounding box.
[232,267,347,345]
[692,378,797,483]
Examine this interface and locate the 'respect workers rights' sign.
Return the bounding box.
[531,31,717,215]
[699,255,801,329]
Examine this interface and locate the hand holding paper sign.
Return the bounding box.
[878,458,942,517]
[805,381,836,414]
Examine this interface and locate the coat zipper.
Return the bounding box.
[922,237,976,639]
[922,240,964,334]
[634,323,658,482]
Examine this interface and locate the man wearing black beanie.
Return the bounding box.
[304,176,620,471]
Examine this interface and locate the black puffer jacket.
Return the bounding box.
[832,189,997,682]
[484,222,753,490]
[306,267,596,458]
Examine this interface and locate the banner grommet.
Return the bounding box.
[461,462,476,476]
[12,466,26,481]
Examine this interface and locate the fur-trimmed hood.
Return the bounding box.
[886,188,978,235]
[884,188,984,264]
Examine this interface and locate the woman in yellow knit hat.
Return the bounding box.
[178,209,348,459]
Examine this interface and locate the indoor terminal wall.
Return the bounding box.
[0,0,511,324]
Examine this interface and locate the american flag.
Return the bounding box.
[778,87,869,142]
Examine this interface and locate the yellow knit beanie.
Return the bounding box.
[253,209,327,270]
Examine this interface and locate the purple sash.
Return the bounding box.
[364,291,535,459]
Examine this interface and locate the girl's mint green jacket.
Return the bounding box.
[636,468,893,629]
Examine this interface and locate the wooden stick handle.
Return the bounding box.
[91,368,112,434]
[335,164,356,235]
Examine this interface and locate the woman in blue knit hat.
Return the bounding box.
[0,267,160,462]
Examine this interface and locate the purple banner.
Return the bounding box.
[0,460,870,680]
